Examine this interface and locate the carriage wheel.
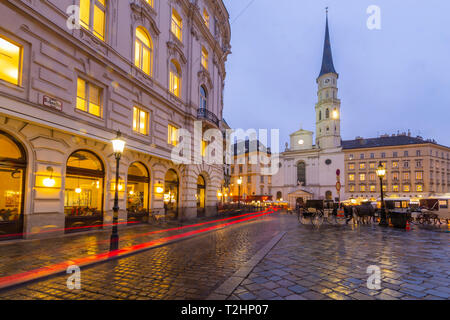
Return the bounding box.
[298,212,309,225]
[311,212,324,227]
[417,215,425,225]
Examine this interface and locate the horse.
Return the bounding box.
[352,203,376,224]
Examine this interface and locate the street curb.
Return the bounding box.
[0,210,276,293]
[205,231,287,300]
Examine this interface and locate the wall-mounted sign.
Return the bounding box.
[43,96,63,111]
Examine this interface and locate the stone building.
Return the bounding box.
[342,134,450,202]
[270,13,345,208]
[0,0,231,240]
[229,140,273,203]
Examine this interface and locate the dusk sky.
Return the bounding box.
[222,0,450,149]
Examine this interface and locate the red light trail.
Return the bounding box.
[0,208,279,290]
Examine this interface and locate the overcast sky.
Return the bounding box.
[222,0,450,149]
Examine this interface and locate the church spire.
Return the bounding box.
[318,8,337,78]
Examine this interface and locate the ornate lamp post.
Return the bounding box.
[110,130,126,251]
[237,177,243,209]
[376,162,388,227]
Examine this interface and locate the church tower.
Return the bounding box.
[315,10,341,150]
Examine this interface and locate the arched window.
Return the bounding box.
[65,150,105,232]
[197,175,206,217]
[326,108,330,119]
[276,191,283,201]
[164,169,179,219]
[169,59,181,97]
[135,27,153,76]
[199,85,207,109]
[0,131,26,240]
[127,162,150,224]
[80,0,107,41]
[297,162,306,186]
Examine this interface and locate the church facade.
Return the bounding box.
[270,14,345,208]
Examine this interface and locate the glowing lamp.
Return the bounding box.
[332,109,339,119]
[156,186,164,194]
[43,178,56,188]
[376,162,386,179]
[237,177,243,185]
[43,167,56,188]
[75,187,82,194]
[111,130,126,158]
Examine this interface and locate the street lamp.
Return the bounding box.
[110,130,126,251]
[237,177,243,209]
[376,161,388,227]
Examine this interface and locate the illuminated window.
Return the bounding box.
[360,185,366,192]
[393,185,399,192]
[359,174,366,181]
[168,125,178,146]
[201,47,209,70]
[169,60,181,97]
[383,185,387,192]
[76,78,102,117]
[201,140,207,157]
[171,9,183,41]
[349,185,355,192]
[199,85,207,109]
[392,161,398,168]
[370,173,376,181]
[0,36,22,85]
[416,184,423,192]
[203,9,210,28]
[132,107,149,135]
[369,162,376,169]
[144,0,153,7]
[416,172,423,180]
[360,163,365,170]
[80,0,106,41]
[403,185,410,192]
[134,27,153,76]
[370,185,376,192]
[404,172,410,180]
[349,174,355,181]
[348,163,355,170]
[393,172,399,181]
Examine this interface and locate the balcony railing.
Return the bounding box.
[197,108,220,127]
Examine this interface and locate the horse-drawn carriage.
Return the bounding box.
[298,200,345,226]
[415,198,450,225]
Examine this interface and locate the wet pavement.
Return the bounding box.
[0,212,448,300]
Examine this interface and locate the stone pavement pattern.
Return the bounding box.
[228,220,450,300]
[0,211,267,279]
[0,214,448,300]
[0,215,291,300]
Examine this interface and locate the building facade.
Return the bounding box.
[229,140,273,202]
[343,134,450,202]
[0,0,231,240]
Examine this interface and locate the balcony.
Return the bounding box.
[197,108,220,127]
